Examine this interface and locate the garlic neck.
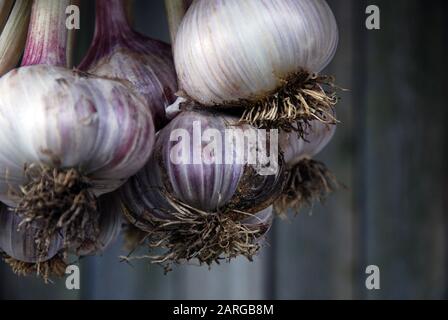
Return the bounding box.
[22,0,72,67]
[95,0,132,41]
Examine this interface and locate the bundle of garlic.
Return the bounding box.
[172,0,339,132]
[79,0,177,130]
[120,110,285,269]
[275,120,338,215]
[0,205,67,283]
[0,0,155,257]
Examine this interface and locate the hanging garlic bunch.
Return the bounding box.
[0,205,66,282]
[79,0,177,130]
[173,0,339,132]
[120,109,285,268]
[275,120,337,215]
[0,0,31,76]
[0,0,155,255]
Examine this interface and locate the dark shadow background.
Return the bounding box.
[0,0,447,300]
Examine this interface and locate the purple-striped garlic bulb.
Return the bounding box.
[0,0,155,255]
[120,109,286,268]
[173,0,339,132]
[0,205,66,282]
[275,120,337,214]
[79,0,177,130]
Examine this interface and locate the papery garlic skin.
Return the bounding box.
[0,65,155,207]
[174,0,338,105]
[280,120,336,167]
[0,206,63,263]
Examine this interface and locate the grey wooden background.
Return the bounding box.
[0,0,447,300]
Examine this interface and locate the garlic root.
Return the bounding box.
[124,194,266,273]
[239,71,339,134]
[15,165,100,254]
[1,252,67,284]
[274,158,339,216]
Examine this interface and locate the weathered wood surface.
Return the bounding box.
[1,0,447,300]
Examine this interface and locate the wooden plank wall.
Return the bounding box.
[0,0,447,300]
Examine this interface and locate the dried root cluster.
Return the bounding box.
[122,194,266,273]
[15,165,99,253]
[1,251,67,284]
[240,71,339,135]
[274,158,340,216]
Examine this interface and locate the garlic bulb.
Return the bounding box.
[174,0,339,131]
[73,193,123,256]
[79,0,177,129]
[0,205,66,282]
[0,65,154,251]
[120,109,286,267]
[0,0,155,256]
[275,120,338,214]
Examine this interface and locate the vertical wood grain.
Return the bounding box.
[351,0,369,299]
[364,0,447,299]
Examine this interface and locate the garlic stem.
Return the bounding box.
[164,0,192,44]
[0,0,14,34]
[0,0,31,76]
[95,0,132,39]
[66,0,80,68]
[21,0,72,67]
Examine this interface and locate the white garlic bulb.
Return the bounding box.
[0,65,154,206]
[174,0,338,106]
[0,65,154,252]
